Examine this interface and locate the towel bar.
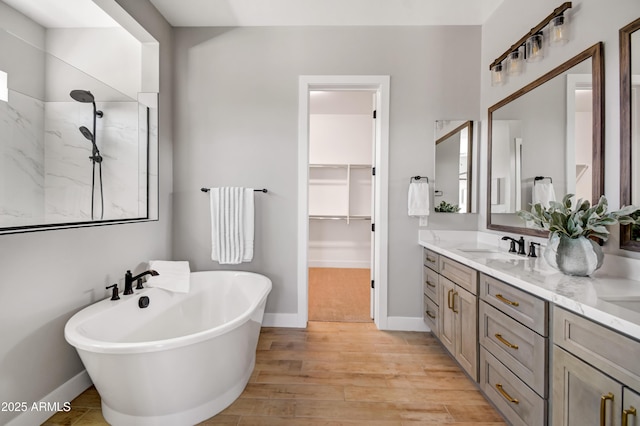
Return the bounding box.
[410,176,429,183]
[201,188,268,193]
[533,176,552,184]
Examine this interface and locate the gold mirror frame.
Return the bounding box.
[487,42,604,237]
[620,18,640,251]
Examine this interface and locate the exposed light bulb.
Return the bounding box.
[491,63,506,86]
[550,14,569,45]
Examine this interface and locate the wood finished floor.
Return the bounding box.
[44,322,505,425]
[308,267,371,323]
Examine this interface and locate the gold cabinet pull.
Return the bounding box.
[495,383,519,404]
[495,333,519,349]
[495,293,520,307]
[622,406,637,426]
[426,280,436,288]
[452,291,459,313]
[426,256,436,263]
[600,392,614,426]
[426,310,436,319]
[447,289,454,309]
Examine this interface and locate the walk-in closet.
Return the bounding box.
[307,90,375,322]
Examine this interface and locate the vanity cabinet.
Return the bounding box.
[422,249,440,336]
[422,248,479,381]
[479,273,548,426]
[552,307,640,426]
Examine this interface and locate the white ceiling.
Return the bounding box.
[2,0,119,28]
[148,0,506,27]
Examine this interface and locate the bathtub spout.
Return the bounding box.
[124,269,159,295]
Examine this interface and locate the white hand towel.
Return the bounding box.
[533,182,556,208]
[210,187,254,264]
[408,182,430,226]
[146,260,191,293]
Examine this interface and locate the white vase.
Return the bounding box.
[544,234,604,276]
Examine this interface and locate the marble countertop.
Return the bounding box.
[419,231,640,341]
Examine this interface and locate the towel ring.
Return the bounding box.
[410,176,429,184]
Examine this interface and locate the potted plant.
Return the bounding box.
[517,194,640,276]
[435,201,461,213]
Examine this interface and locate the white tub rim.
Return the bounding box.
[65,270,271,355]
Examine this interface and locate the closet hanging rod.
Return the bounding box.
[410,176,429,183]
[201,188,268,193]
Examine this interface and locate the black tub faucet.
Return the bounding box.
[124,269,159,295]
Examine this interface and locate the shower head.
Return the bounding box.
[70,90,104,118]
[79,126,93,141]
[70,90,95,103]
[78,126,102,163]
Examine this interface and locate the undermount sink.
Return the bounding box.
[600,296,640,314]
[457,248,524,260]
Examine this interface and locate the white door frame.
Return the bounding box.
[297,75,390,329]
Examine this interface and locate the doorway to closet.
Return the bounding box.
[297,75,389,330]
[307,90,375,323]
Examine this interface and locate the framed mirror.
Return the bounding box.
[487,43,604,236]
[434,120,473,213]
[620,18,640,251]
[0,0,158,234]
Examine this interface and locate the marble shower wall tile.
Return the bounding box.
[0,90,45,227]
[44,101,143,222]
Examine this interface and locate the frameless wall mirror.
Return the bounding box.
[620,18,640,251]
[434,120,474,213]
[0,0,159,234]
[487,43,604,236]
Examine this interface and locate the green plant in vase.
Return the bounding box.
[517,194,640,276]
[435,201,461,213]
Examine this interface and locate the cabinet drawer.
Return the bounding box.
[480,273,548,336]
[423,266,439,303]
[480,347,546,426]
[480,301,547,396]
[439,256,478,295]
[423,295,439,337]
[423,248,440,272]
[553,306,640,391]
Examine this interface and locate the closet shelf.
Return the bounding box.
[309,215,371,221]
[309,163,371,169]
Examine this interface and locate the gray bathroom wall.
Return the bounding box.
[171,26,481,320]
[0,0,173,424]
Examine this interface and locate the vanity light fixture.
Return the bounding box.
[506,49,524,76]
[489,2,572,85]
[0,70,7,102]
[550,13,569,45]
[491,63,506,86]
[525,32,544,62]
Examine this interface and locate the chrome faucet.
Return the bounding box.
[501,236,526,255]
[124,269,159,295]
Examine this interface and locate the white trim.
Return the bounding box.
[385,316,430,332]
[6,370,92,426]
[298,75,390,330]
[262,313,304,328]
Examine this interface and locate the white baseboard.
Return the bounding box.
[7,370,92,426]
[262,313,305,328]
[384,316,430,332]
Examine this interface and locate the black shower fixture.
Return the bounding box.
[70,89,103,117]
[70,89,104,220]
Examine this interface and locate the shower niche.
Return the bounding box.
[0,1,158,233]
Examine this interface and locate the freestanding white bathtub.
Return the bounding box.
[65,271,272,426]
